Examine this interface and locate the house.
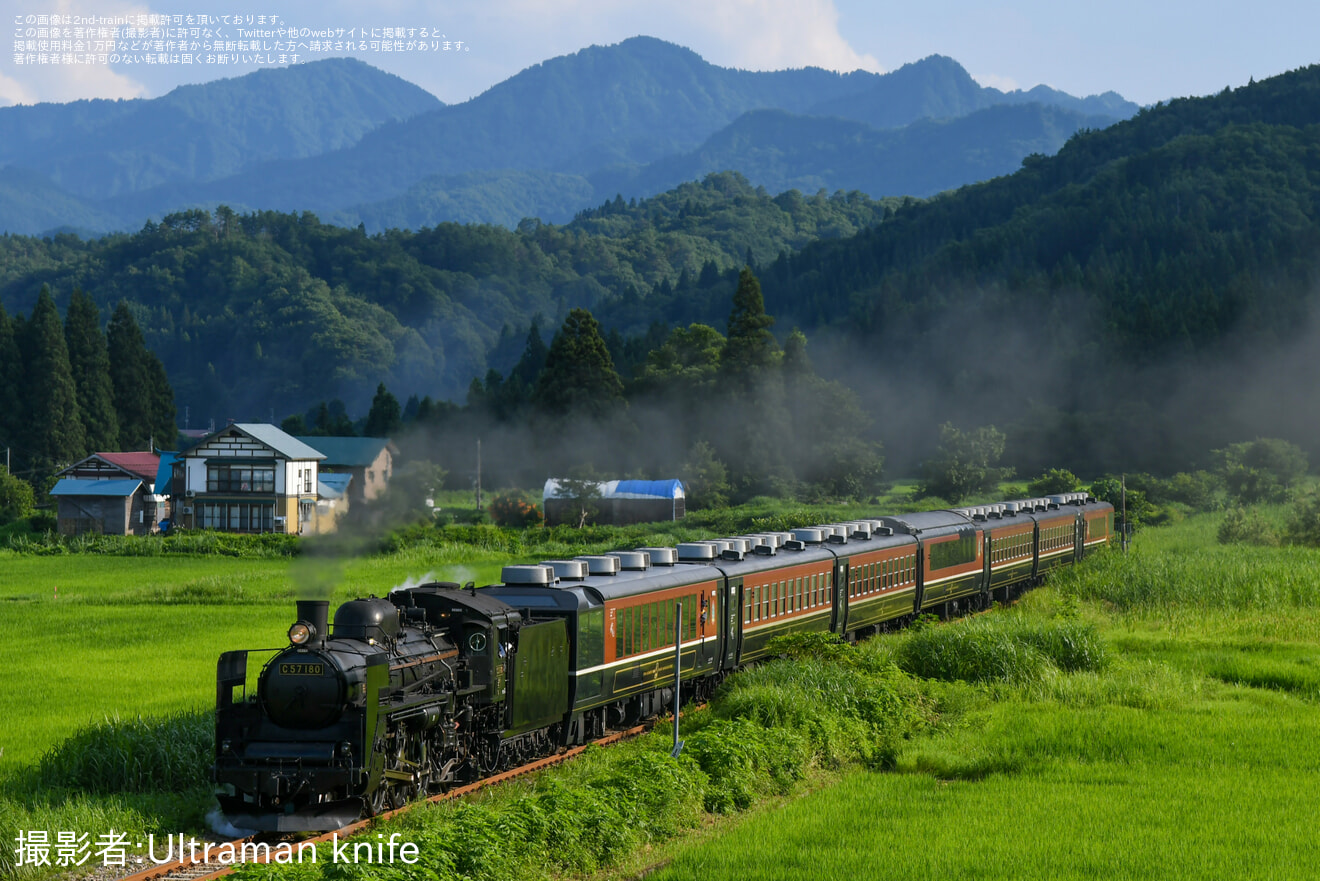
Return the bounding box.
[174,423,328,534]
[543,479,685,526]
[50,451,167,535]
[295,436,395,506]
[315,472,354,531]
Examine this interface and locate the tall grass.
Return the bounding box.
[4,531,301,556]
[1055,540,1320,611]
[35,709,212,793]
[892,615,1107,684]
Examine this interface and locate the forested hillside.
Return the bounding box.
[757,65,1320,472]
[6,64,1320,477]
[0,175,894,422]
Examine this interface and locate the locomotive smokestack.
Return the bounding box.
[296,600,330,648]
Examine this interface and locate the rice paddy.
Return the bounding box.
[635,513,1320,881]
[7,508,1320,881]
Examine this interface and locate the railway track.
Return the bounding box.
[110,722,652,881]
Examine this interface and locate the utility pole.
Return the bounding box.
[475,438,483,511]
[1121,473,1128,554]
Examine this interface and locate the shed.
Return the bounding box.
[49,478,145,536]
[53,451,167,535]
[542,479,685,526]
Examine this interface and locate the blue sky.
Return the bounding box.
[3,0,1318,107]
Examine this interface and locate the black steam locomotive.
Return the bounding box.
[214,493,1112,831]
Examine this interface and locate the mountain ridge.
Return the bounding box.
[0,38,1137,235]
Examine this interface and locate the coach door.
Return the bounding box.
[834,560,848,634]
[722,578,741,670]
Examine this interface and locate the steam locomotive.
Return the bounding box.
[214,492,1112,831]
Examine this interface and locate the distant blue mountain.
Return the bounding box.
[0,38,1137,234]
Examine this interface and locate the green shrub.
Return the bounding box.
[1283,490,1320,547]
[1218,505,1280,546]
[1218,437,1308,503]
[1027,468,1080,496]
[712,657,919,770]
[0,466,35,523]
[896,618,1047,684]
[1159,470,1223,511]
[682,718,808,812]
[488,490,543,528]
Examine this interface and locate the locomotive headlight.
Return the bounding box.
[288,621,313,645]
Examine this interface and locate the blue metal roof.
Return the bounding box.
[544,478,685,500]
[613,479,685,499]
[50,478,143,498]
[318,473,353,500]
[295,436,390,467]
[154,452,178,496]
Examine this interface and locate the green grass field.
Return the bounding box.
[634,513,1320,881]
[0,551,517,770]
[8,506,1320,881]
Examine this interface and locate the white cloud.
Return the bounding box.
[0,71,37,105]
[494,0,881,73]
[972,72,1020,93]
[5,0,152,103]
[660,0,883,73]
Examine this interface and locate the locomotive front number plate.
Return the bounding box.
[279,663,325,675]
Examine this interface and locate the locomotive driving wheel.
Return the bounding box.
[368,783,390,816]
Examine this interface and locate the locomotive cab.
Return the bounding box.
[389,583,515,701]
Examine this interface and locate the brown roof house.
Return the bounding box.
[50,451,168,535]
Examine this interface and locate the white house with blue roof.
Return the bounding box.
[176,423,330,534]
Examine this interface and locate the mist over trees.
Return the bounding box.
[8,63,1320,487]
[404,268,885,505]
